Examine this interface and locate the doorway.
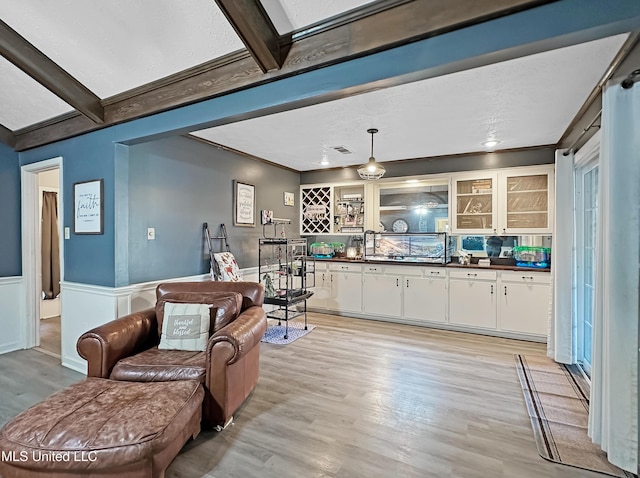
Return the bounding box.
[21,157,64,359]
[36,169,61,357]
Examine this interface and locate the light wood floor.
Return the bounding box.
[0,313,606,477]
[37,315,61,357]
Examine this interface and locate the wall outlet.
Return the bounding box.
[147,228,155,240]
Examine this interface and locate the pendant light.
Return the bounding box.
[357,128,386,180]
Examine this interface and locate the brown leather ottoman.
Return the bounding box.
[0,378,203,478]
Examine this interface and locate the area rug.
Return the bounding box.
[514,354,634,477]
[261,321,315,345]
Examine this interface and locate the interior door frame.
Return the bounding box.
[21,157,64,349]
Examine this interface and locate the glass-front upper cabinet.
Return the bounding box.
[376,181,449,234]
[451,165,554,235]
[452,174,498,234]
[499,166,554,235]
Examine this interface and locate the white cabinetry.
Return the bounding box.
[452,174,497,234]
[497,271,550,336]
[448,269,497,329]
[300,183,368,235]
[497,166,554,235]
[327,263,362,313]
[308,261,549,342]
[403,267,447,323]
[307,262,331,309]
[450,165,554,235]
[362,265,402,317]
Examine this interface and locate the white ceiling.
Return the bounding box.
[0,2,631,166]
[191,34,629,171]
[0,56,73,131]
[0,1,381,132]
[260,0,376,34]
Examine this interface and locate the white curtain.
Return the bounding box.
[547,149,577,364]
[588,79,639,473]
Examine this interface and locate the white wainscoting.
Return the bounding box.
[0,270,264,373]
[0,277,24,354]
[58,267,261,373]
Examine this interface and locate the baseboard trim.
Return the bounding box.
[308,308,547,343]
[0,342,22,355]
[62,355,87,375]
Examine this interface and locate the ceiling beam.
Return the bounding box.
[214,0,288,73]
[0,18,104,124]
[0,123,16,148]
[15,0,631,151]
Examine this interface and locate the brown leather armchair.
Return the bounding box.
[77,281,267,429]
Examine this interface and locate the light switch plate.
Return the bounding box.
[147,228,155,240]
[64,227,70,239]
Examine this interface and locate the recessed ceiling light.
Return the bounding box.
[320,158,330,166]
[482,140,500,148]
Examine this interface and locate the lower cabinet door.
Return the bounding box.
[307,272,330,309]
[403,276,447,323]
[498,282,549,336]
[362,275,402,317]
[330,272,362,313]
[449,279,496,329]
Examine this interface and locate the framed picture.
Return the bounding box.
[284,191,295,207]
[234,181,255,227]
[73,179,104,234]
[261,209,273,225]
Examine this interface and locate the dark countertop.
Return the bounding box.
[313,257,550,273]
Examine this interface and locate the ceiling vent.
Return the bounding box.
[331,145,352,154]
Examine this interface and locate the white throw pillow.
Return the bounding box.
[158,302,211,351]
[213,252,242,281]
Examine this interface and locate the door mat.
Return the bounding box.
[261,322,315,345]
[514,354,634,477]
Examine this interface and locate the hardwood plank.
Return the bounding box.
[13,0,556,151]
[215,0,288,73]
[0,313,608,476]
[38,315,61,357]
[0,19,104,124]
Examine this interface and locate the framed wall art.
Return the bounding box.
[234,181,255,227]
[73,179,104,235]
[284,191,295,207]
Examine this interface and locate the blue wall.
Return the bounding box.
[19,129,118,286]
[0,143,20,277]
[126,136,300,284]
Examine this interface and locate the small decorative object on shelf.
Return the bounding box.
[258,238,315,339]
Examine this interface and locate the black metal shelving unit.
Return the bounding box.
[258,238,315,339]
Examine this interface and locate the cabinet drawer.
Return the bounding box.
[363,264,384,274]
[449,269,497,281]
[314,262,328,271]
[384,265,424,276]
[500,271,550,284]
[423,267,447,278]
[329,263,362,273]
